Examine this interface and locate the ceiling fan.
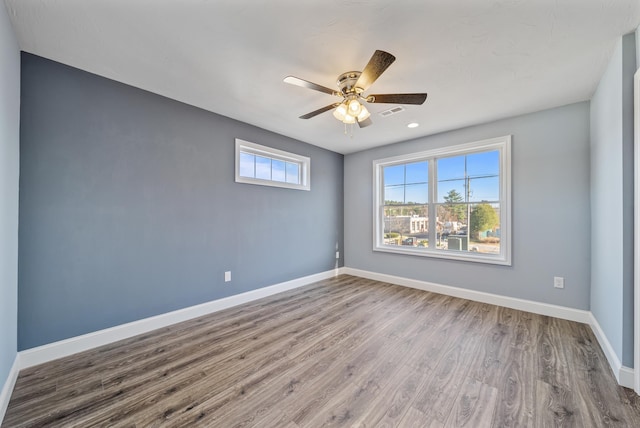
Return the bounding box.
[284,50,427,129]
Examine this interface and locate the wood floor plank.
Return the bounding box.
[351,363,426,427]
[489,346,535,427]
[534,379,585,427]
[403,297,476,374]
[537,315,573,390]
[470,318,511,387]
[561,319,629,426]
[410,300,493,424]
[3,274,640,428]
[446,377,498,427]
[511,310,540,351]
[398,406,444,428]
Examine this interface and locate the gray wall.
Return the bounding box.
[590,33,636,367]
[0,3,20,390]
[18,53,344,350]
[345,102,591,310]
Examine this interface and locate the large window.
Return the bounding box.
[373,136,511,265]
[235,139,310,191]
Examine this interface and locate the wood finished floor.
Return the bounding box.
[4,275,640,427]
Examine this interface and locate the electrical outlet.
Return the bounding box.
[554,276,564,289]
[336,251,340,259]
[225,271,231,282]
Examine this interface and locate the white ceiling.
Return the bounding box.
[4,0,640,154]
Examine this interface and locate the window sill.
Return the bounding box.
[373,244,512,266]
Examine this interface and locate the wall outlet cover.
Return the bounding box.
[554,276,564,289]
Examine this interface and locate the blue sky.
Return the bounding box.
[384,150,500,204]
[240,152,300,184]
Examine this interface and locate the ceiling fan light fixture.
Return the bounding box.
[357,105,370,122]
[348,99,362,116]
[333,102,348,121]
[343,113,356,124]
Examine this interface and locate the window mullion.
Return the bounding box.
[428,158,436,249]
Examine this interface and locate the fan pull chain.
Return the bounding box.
[343,123,355,138]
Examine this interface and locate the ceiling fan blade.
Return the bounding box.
[357,117,373,128]
[299,103,341,119]
[354,50,396,91]
[367,93,428,105]
[284,76,340,96]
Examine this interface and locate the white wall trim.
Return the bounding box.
[343,267,591,323]
[620,366,635,389]
[589,312,622,382]
[0,354,20,424]
[633,68,640,394]
[589,312,635,389]
[19,268,343,369]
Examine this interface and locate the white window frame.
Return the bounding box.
[373,135,512,265]
[235,139,310,191]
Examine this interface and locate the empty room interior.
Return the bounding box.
[2,1,640,426]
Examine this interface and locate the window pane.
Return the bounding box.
[468,203,500,254]
[435,204,468,250]
[436,203,500,254]
[272,159,286,182]
[405,183,428,204]
[437,156,465,181]
[384,186,405,204]
[383,204,429,247]
[384,161,429,204]
[286,162,299,184]
[437,155,466,204]
[467,150,499,177]
[405,161,428,184]
[255,156,271,180]
[239,152,255,178]
[437,152,500,202]
[437,181,466,203]
[437,202,468,225]
[468,176,499,202]
[384,165,405,186]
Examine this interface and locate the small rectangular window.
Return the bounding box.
[235,139,310,191]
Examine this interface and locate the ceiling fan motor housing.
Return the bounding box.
[337,71,363,96]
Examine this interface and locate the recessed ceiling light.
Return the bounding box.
[407,122,419,128]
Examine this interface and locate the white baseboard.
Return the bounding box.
[343,267,591,323]
[589,313,622,382]
[589,312,635,389]
[19,268,343,369]
[620,366,635,389]
[0,354,20,424]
